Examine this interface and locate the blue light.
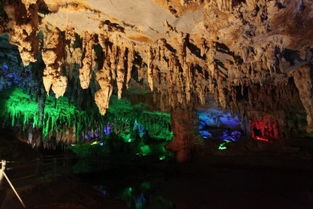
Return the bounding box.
[104,123,112,135]
[219,130,242,142]
[199,130,213,139]
[0,63,34,91]
[135,193,146,209]
[133,120,146,137]
[219,113,241,129]
[198,108,243,142]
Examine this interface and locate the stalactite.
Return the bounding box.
[1,0,313,125]
[126,47,135,89]
[215,0,233,11]
[95,57,113,115]
[147,47,155,91]
[79,32,94,89]
[116,47,126,99]
[217,76,227,108]
[21,0,37,9]
[110,45,117,81]
[64,27,82,68]
[178,33,190,103]
[42,27,67,98]
[3,0,39,66]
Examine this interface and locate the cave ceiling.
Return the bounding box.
[1,0,313,130]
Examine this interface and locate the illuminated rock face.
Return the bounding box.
[167,110,196,162]
[1,0,313,131]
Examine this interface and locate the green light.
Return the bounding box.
[218,144,227,150]
[159,155,166,160]
[121,186,133,199]
[140,182,151,191]
[120,133,133,143]
[0,88,173,140]
[0,88,174,160]
[218,140,231,150]
[91,141,99,145]
[0,88,93,138]
[139,145,151,156]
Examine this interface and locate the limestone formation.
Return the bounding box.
[95,56,113,115]
[79,32,94,89]
[3,0,39,66]
[42,27,68,98]
[1,0,313,132]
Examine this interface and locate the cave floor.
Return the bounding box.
[2,162,313,209]
[1,130,313,209]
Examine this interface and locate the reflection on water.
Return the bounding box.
[93,182,173,209]
[2,152,313,209]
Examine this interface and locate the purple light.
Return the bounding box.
[104,123,112,135]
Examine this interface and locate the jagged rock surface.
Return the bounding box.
[1,0,313,131]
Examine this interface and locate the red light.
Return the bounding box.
[250,115,279,142]
[256,136,270,142]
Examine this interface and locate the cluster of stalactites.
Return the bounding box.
[140,34,214,110]
[3,0,39,66]
[42,27,68,98]
[214,0,233,11]
[92,34,135,115]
